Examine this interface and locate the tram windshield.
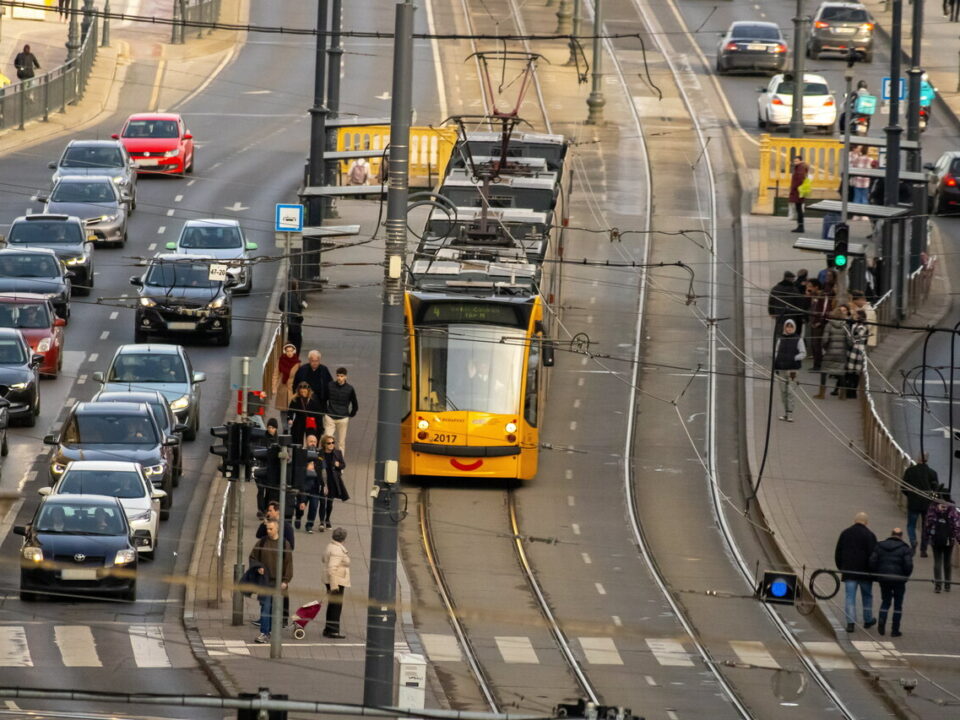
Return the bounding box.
[417,324,524,415]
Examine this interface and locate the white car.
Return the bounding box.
[165,219,257,293]
[757,73,837,133]
[38,460,164,557]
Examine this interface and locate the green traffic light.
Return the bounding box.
[834,254,848,268]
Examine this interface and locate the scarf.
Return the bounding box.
[278,353,300,383]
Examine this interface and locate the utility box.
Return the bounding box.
[395,653,427,710]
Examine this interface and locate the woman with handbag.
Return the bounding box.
[789,156,810,234]
[288,382,323,444]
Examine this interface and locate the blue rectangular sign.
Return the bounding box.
[881,77,906,102]
[275,204,304,233]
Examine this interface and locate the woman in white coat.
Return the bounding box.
[322,527,351,638]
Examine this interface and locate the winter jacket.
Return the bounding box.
[844,322,868,374]
[14,51,39,80]
[323,450,350,501]
[322,540,351,590]
[853,302,878,347]
[326,380,358,419]
[774,335,805,371]
[249,535,293,586]
[869,536,913,583]
[902,463,938,514]
[924,504,960,549]
[293,363,334,404]
[768,281,805,321]
[255,519,295,551]
[820,319,849,376]
[835,522,877,581]
[788,161,808,203]
[288,394,324,443]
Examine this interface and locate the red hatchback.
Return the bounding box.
[0,295,65,377]
[113,113,195,175]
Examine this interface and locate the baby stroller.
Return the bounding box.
[289,600,323,640]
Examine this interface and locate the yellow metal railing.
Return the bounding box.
[756,134,845,212]
[337,126,459,187]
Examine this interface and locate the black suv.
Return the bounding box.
[0,327,42,427]
[44,402,178,519]
[0,248,72,319]
[131,254,234,345]
[2,214,95,295]
[808,2,875,62]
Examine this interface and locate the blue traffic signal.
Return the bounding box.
[760,570,798,605]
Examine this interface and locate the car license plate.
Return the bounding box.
[747,43,766,51]
[62,568,98,580]
[168,321,196,331]
[136,159,159,167]
[835,27,855,34]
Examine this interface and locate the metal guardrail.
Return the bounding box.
[184,0,222,38]
[756,134,846,211]
[0,16,99,132]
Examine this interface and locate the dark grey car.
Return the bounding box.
[49,139,137,211]
[39,176,130,247]
[2,215,95,295]
[808,2,875,62]
[716,22,788,75]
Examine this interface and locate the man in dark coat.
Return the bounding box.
[768,270,805,334]
[292,350,333,407]
[14,45,40,81]
[869,528,913,637]
[902,453,938,554]
[278,280,305,355]
[835,512,877,633]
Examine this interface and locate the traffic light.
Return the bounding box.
[210,422,241,479]
[248,390,267,417]
[237,690,287,720]
[829,223,849,269]
[760,570,799,605]
[555,701,643,720]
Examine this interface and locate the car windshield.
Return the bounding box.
[179,225,242,250]
[108,353,186,384]
[35,503,125,535]
[416,324,524,414]
[61,147,125,169]
[67,413,159,445]
[123,120,179,139]
[731,25,781,40]
[0,254,59,278]
[59,470,145,499]
[8,221,83,244]
[820,7,869,22]
[777,81,831,96]
[0,303,51,330]
[145,261,219,289]
[50,182,116,204]
[0,338,26,364]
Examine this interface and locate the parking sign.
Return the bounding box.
[275,204,304,233]
[881,77,906,102]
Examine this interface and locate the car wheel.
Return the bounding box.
[933,191,944,215]
[1,432,8,457]
[216,322,232,346]
[19,588,40,602]
[184,415,198,442]
[22,395,38,427]
[134,327,148,343]
[160,505,170,522]
[758,112,767,129]
[715,58,724,75]
[121,583,137,602]
[118,231,128,249]
[186,152,194,174]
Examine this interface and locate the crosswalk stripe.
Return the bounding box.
[55,626,101,667]
[804,641,855,670]
[852,640,904,668]
[129,625,172,668]
[495,636,539,664]
[646,639,694,667]
[0,627,32,667]
[730,640,780,669]
[420,633,463,662]
[579,637,623,665]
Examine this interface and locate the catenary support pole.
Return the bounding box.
[789,0,806,138]
[565,0,581,66]
[67,0,81,60]
[325,0,343,218]
[270,437,290,659]
[101,0,111,47]
[883,0,904,318]
[362,0,412,706]
[585,0,604,124]
[307,0,330,230]
[905,0,925,276]
[231,357,250,626]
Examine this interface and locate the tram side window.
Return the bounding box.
[524,341,539,427]
[402,340,411,418]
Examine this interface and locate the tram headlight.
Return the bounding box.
[417,420,429,430]
[505,422,517,433]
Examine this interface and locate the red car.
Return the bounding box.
[0,295,65,377]
[113,113,195,175]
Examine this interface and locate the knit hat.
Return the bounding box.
[783,319,796,331]
[266,418,279,429]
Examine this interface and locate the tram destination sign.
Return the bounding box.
[422,301,523,326]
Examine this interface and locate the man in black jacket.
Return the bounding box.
[768,270,805,334]
[835,512,877,633]
[869,528,913,637]
[293,350,333,407]
[902,453,938,555]
[323,367,358,457]
[14,45,40,81]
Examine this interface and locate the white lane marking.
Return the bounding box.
[99,331,109,340]
[730,641,780,669]
[573,398,581,408]
[569,420,577,431]
[88,353,98,363]
[186,180,196,187]
[210,162,222,170]
[128,624,172,668]
[586,315,594,324]
[495,636,539,664]
[157,226,166,234]
[0,627,32,666]
[565,469,573,480]
[109,312,119,321]
[77,374,87,385]
[612,616,623,627]
[166,209,175,216]
[581,552,592,564]
[580,356,588,366]
[852,640,904,668]
[148,243,157,251]
[202,638,250,657]
[589,296,596,304]
[571,523,581,535]
[644,675,657,686]
[595,582,606,595]
[667,712,679,720]
[579,637,623,665]
[174,195,183,203]
[578,377,585,387]
[567,495,575,506]
[420,633,463,662]
[55,626,102,667]
[803,642,855,670]
[647,639,694,667]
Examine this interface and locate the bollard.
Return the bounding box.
[198,0,204,39]
[102,0,111,47]
[42,75,49,122]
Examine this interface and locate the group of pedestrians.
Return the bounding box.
[902,454,960,593]
[768,268,876,421]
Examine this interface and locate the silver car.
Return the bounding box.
[49,139,137,212]
[166,219,258,293]
[40,176,130,247]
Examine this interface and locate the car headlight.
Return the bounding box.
[111,176,125,185]
[163,148,180,158]
[505,422,518,433]
[22,547,43,563]
[169,395,190,411]
[36,338,52,353]
[207,296,227,309]
[128,509,152,523]
[65,256,85,265]
[51,462,67,475]
[417,420,429,430]
[114,549,137,565]
[139,297,157,308]
[9,382,28,390]
[143,463,166,476]
[97,215,117,223]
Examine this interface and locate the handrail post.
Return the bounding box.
[757,133,771,208]
[102,0,111,47]
[18,83,25,130]
[42,74,49,122]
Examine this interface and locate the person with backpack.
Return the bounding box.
[788,156,810,233]
[924,495,960,593]
[774,319,805,422]
[902,454,938,554]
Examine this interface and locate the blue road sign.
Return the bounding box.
[881,77,906,102]
[275,204,304,233]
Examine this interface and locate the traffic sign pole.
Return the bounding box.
[231,355,250,626]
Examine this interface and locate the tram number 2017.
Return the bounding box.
[432,433,458,443]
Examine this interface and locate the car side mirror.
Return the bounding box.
[42,433,58,445]
[31,354,44,367]
[192,371,206,383]
[111,133,120,140]
[121,193,132,202]
[758,87,768,93]
[13,526,26,536]
[184,132,193,140]
[174,423,189,434]
[150,490,167,500]
[130,276,143,287]
[246,242,258,251]
[54,317,66,327]
[65,271,76,280]
[922,163,935,171]
[163,436,179,447]
[165,242,176,250]
[38,487,52,497]
[92,371,105,383]
[48,162,57,170]
[35,194,48,203]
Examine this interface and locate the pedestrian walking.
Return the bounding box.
[288,382,324,445]
[924,495,960,592]
[850,291,877,348]
[14,45,40,82]
[323,367,358,456]
[347,158,369,185]
[58,0,69,20]
[255,505,295,628]
[869,528,913,636]
[768,270,805,334]
[249,519,293,643]
[902,453,938,554]
[319,435,350,529]
[835,511,878,633]
[774,319,805,422]
[295,435,324,532]
[278,280,305,355]
[789,156,809,233]
[843,309,869,399]
[806,279,828,371]
[849,145,872,209]
[816,304,850,398]
[254,418,279,514]
[274,343,300,418]
[293,350,334,408]
[322,527,351,639]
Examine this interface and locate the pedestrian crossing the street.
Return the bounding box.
[0,624,187,669]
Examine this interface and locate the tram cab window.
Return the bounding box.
[524,340,539,427]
